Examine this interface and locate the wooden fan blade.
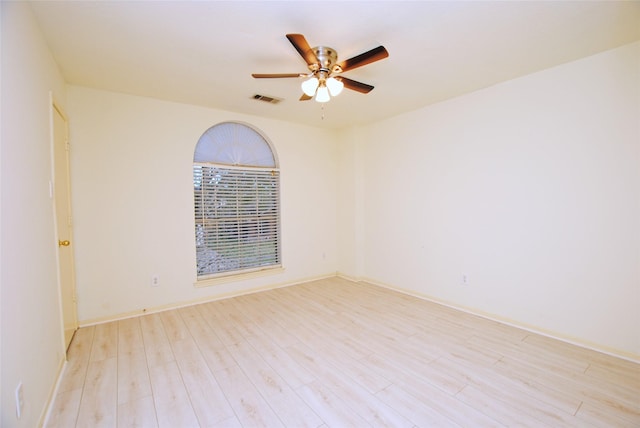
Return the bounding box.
[286,33,318,66]
[299,93,313,101]
[252,73,305,78]
[336,45,389,72]
[336,76,374,94]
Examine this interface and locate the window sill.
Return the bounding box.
[194,266,285,288]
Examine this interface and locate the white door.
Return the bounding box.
[53,103,78,349]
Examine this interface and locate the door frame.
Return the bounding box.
[50,97,79,351]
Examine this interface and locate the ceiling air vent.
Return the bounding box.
[252,94,282,104]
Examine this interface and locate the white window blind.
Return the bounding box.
[194,164,281,278]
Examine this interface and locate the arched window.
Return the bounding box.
[193,122,281,279]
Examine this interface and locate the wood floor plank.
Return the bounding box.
[196,301,246,346]
[231,296,301,348]
[139,313,175,368]
[295,380,370,427]
[226,340,290,397]
[179,305,238,373]
[117,396,158,428]
[213,363,285,427]
[214,416,244,428]
[524,332,640,382]
[575,400,640,427]
[495,356,640,421]
[117,317,144,355]
[469,334,591,375]
[245,334,316,389]
[45,388,82,428]
[480,355,584,415]
[89,321,118,362]
[317,343,393,394]
[117,349,152,405]
[178,305,226,350]
[261,388,323,428]
[75,357,118,427]
[363,351,465,396]
[409,330,503,365]
[375,384,462,427]
[216,298,264,339]
[390,371,503,427]
[170,336,236,427]
[440,356,585,426]
[455,384,552,428]
[583,362,640,394]
[148,360,200,427]
[285,342,413,426]
[316,364,414,427]
[159,308,191,343]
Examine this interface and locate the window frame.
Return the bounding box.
[193,122,282,286]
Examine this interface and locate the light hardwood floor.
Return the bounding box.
[46,277,640,427]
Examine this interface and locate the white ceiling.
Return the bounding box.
[29,1,640,130]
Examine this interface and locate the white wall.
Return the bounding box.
[1,2,68,426]
[356,42,640,357]
[67,86,339,323]
[336,127,365,278]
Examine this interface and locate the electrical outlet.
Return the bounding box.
[151,275,159,287]
[461,274,469,286]
[15,382,24,419]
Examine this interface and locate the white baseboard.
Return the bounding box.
[40,356,67,427]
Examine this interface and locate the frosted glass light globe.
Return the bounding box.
[326,77,344,96]
[301,77,319,96]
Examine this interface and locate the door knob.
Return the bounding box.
[58,240,71,247]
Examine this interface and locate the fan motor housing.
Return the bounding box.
[309,46,338,73]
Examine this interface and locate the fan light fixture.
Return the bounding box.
[252,34,389,106]
[301,76,344,102]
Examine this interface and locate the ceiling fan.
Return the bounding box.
[252,34,389,103]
